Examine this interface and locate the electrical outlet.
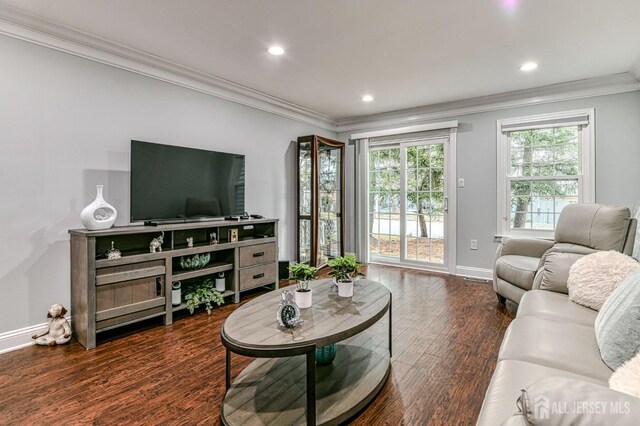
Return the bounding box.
[470,239,478,250]
[458,178,465,188]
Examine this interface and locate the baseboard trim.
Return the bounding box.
[455,266,493,281]
[0,323,43,354]
[0,318,72,354]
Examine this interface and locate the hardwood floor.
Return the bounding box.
[0,264,515,425]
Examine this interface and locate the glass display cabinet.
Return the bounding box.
[297,135,345,267]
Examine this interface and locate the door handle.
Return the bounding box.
[444,197,449,213]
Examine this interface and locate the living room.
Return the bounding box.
[1,1,640,425]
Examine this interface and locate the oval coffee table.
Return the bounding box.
[220,279,392,426]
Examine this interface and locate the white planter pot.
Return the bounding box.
[80,185,117,230]
[295,289,312,308]
[337,280,354,297]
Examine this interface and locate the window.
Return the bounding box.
[497,109,594,237]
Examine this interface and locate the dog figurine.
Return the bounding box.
[32,304,71,346]
[149,231,164,253]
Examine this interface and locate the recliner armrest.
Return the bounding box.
[498,237,555,259]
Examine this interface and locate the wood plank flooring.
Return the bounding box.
[0,264,515,425]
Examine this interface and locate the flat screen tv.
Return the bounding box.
[130,140,245,222]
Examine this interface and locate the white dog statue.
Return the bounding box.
[32,304,71,346]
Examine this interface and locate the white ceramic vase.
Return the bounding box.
[295,289,313,308]
[80,185,117,230]
[337,280,354,298]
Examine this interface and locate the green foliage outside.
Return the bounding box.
[369,145,444,237]
[328,255,364,281]
[184,278,225,315]
[509,126,579,228]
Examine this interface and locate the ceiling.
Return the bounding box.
[2,0,640,120]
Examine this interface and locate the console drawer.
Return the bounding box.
[239,263,276,291]
[238,242,276,268]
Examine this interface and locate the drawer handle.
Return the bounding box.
[253,252,265,257]
[253,273,265,280]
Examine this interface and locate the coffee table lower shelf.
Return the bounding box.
[221,331,390,426]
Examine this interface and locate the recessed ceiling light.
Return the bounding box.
[520,62,538,72]
[268,46,285,56]
[361,95,374,102]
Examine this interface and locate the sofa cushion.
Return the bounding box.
[516,377,640,426]
[595,268,640,370]
[554,204,631,251]
[476,360,606,426]
[496,255,540,291]
[537,250,583,294]
[498,317,613,381]
[517,290,597,326]
[567,251,639,311]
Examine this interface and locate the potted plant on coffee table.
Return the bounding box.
[288,263,317,308]
[328,255,364,298]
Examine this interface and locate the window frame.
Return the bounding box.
[496,109,595,238]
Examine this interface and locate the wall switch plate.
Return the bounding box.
[470,239,478,250]
[458,178,465,188]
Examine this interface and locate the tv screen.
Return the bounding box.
[130,140,245,222]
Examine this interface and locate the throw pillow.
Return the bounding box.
[610,351,640,398]
[567,250,639,310]
[595,268,640,370]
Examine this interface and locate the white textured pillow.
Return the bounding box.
[610,351,640,398]
[567,251,639,310]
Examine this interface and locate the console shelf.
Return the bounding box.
[70,218,279,349]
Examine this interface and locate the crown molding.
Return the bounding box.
[1,5,638,135]
[0,5,338,131]
[336,73,640,133]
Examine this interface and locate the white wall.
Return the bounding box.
[339,91,640,272]
[0,35,335,334]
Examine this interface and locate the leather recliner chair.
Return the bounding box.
[493,203,637,304]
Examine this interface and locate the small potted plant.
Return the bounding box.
[328,255,364,298]
[184,278,225,315]
[288,263,317,308]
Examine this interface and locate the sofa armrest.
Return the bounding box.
[515,377,640,425]
[498,237,555,258]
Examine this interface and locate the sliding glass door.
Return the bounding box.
[368,138,450,269]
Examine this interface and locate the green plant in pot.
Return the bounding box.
[328,255,364,298]
[184,278,225,315]
[288,263,317,309]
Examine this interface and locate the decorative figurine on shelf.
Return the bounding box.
[149,231,164,253]
[186,237,194,248]
[276,289,303,329]
[32,304,71,346]
[228,229,238,243]
[106,241,121,260]
[210,232,218,245]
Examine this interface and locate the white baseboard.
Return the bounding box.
[0,323,44,354]
[0,317,72,354]
[455,266,493,281]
